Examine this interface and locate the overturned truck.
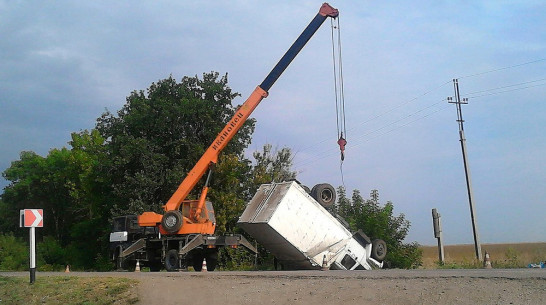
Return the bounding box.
[238,181,386,270]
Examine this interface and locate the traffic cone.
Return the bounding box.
[135,259,141,272]
[64,265,70,273]
[483,252,492,269]
[201,258,207,272]
[321,255,328,271]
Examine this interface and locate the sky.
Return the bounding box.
[1,1,545,246]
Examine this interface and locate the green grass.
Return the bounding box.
[0,276,139,305]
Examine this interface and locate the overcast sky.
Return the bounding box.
[1,1,545,246]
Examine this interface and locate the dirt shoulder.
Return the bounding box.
[3,270,545,305]
[131,269,546,305]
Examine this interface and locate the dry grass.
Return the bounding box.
[420,242,546,269]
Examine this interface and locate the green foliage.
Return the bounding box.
[37,236,66,271]
[251,144,296,191]
[335,187,422,269]
[96,72,255,216]
[1,130,112,270]
[0,234,28,271]
[0,71,298,271]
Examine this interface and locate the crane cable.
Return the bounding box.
[331,17,346,161]
[331,16,347,188]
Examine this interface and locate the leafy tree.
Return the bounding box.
[1,129,111,270]
[335,187,422,269]
[96,72,255,217]
[250,144,296,193]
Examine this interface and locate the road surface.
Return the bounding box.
[3,269,546,304]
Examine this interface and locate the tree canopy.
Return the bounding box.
[334,187,422,269]
[96,72,256,216]
[0,72,420,271]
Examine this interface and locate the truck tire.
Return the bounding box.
[301,185,311,194]
[192,253,204,272]
[371,239,387,261]
[310,183,336,208]
[161,210,183,233]
[205,251,218,271]
[165,249,179,272]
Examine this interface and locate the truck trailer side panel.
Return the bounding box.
[239,182,361,269]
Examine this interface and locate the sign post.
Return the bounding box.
[20,209,43,284]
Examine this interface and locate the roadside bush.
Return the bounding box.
[0,234,28,271]
[37,236,66,271]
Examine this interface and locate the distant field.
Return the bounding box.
[420,242,546,269]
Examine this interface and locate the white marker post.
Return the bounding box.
[20,209,43,284]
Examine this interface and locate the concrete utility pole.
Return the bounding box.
[432,208,445,264]
[448,79,483,261]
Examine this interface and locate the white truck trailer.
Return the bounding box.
[238,181,386,270]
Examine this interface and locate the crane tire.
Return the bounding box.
[165,249,179,272]
[310,183,336,208]
[161,210,183,233]
[371,239,387,261]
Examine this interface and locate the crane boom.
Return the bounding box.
[138,3,338,234]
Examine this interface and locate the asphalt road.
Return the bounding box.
[3,268,546,279]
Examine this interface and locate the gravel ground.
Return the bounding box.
[133,269,546,305]
[3,269,546,305]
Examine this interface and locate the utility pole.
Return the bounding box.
[432,208,445,264]
[447,79,482,261]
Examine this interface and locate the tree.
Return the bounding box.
[1,129,111,270]
[250,144,297,193]
[96,72,256,217]
[335,187,422,269]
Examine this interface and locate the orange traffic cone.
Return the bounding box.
[483,252,492,269]
[321,255,328,271]
[64,265,70,273]
[201,258,207,272]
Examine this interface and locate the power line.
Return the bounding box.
[285,58,546,170]
[465,78,546,96]
[466,80,546,99]
[457,58,546,80]
[293,100,450,168]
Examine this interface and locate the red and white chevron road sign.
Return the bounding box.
[23,209,43,228]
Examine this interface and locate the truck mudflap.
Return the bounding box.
[180,234,257,255]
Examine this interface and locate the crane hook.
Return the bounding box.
[337,132,347,161]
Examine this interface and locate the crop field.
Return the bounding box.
[420,242,546,269]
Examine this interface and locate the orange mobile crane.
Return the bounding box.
[109,3,339,271]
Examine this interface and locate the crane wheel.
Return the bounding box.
[161,210,183,233]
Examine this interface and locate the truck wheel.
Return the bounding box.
[161,210,183,233]
[192,254,204,272]
[371,239,387,261]
[206,251,218,271]
[311,183,336,208]
[301,185,311,194]
[165,249,179,272]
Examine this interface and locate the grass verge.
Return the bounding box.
[0,276,139,305]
